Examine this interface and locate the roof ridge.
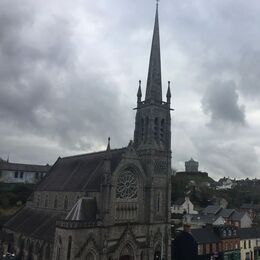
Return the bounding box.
[61,147,126,160]
[0,161,49,167]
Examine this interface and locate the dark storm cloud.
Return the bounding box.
[0,0,132,162]
[195,139,259,179]
[0,0,260,179]
[202,81,246,126]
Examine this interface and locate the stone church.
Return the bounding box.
[3,3,172,260]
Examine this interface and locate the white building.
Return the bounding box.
[239,227,260,260]
[171,196,198,214]
[0,159,50,184]
[216,177,235,190]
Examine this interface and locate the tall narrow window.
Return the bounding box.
[45,195,48,208]
[64,196,68,210]
[157,193,160,213]
[14,171,18,178]
[20,172,24,178]
[160,119,165,142]
[54,196,58,209]
[56,247,60,260]
[45,245,51,260]
[141,118,144,141]
[154,117,159,141]
[37,195,40,207]
[67,236,72,260]
[145,117,149,142]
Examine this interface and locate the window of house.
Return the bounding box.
[20,172,24,178]
[14,171,18,178]
[249,240,251,248]
[198,244,202,255]
[244,240,247,249]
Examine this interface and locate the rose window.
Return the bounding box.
[116,171,137,199]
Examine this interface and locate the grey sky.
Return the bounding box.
[0,0,260,179]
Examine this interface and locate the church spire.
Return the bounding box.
[145,2,162,103]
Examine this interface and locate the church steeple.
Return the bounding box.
[145,2,162,103]
[134,1,171,152]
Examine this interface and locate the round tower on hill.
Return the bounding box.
[185,158,199,172]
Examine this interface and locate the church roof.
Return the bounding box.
[4,207,64,242]
[37,148,126,192]
[65,197,97,221]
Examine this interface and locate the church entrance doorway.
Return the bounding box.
[120,244,134,260]
[154,244,162,260]
[120,255,131,260]
[154,250,161,260]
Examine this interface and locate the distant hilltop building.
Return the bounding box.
[185,158,199,172]
[0,158,51,184]
[176,158,208,178]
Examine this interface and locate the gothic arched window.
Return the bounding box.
[116,170,138,199]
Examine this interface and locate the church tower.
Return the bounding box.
[134,2,172,259]
[134,2,171,157]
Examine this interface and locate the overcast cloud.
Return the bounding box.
[0,0,260,180]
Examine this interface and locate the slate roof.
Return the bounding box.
[173,198,185,205]
[191,228,220,243]
[4,207,64,242]
[66,197,97,221]
[241,203,260,210]
[217,208,235,218]
[37,148,126,192]
[230,211,248,221]
[203,205,222,215]
[0,161,51,173]
[190,214,224,225]
[238,227,260,239]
